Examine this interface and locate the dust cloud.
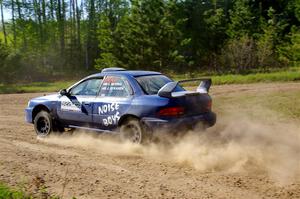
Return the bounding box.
[39,110,300,185]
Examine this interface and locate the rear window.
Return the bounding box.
[136,75,184,95]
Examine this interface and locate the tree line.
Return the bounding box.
[0,0,299,83]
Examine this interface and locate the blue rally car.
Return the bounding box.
[25,68,216,143]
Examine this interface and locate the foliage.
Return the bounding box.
[96,15,117,69]
[0,41,22,83]
[0,183,30,199]
[0,0,299,83]
[1,67,299,94]
[256,8,278,68]
[96,0,187,72]
[220,36,256,73]
[227,0,254,38]
[278,27,300,66]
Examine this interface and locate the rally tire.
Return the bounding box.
[120,118,145,144]
[34,111,53,137]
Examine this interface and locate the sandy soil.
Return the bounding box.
[0,82,299,199]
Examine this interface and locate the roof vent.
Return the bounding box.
[101,67,126,72]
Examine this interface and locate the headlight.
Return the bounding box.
[27,101,31,107]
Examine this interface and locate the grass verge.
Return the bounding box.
[0,183,29,199]
[213,86,300,122]
[211,70,300,84]
[0,67,299,94]
[0,81,75,94]
[172,67,300,84]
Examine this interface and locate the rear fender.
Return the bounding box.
[118,114,140,127]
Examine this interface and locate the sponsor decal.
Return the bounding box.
[100,76,126,96]
[61,100,81,112]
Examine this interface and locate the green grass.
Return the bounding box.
[0,183,30,199]
[211,70,300,85]
[0,81,75,94]
[172,67,300,85]
[0,67,300,94]
[213,87,300,122]
[0,182,61,199]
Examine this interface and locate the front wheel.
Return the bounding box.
[120,118,145,144]
[34,111,53,137]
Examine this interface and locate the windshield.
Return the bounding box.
[136,75,185,95]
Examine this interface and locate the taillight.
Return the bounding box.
[207,100,212,110]
[158,107,185,117]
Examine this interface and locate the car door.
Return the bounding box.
[92,75,133,131]
[57,78,102,127]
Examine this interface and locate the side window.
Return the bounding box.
[69,78,102,96]
[99,76,132,97]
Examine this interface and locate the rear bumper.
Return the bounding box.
[141,111,216,133]
[25,107,33,123]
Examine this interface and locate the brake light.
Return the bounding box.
[158,107,185,117]
[207,100,212,110]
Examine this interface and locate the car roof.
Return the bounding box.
[87,70,162,79]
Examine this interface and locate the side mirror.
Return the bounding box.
[59,89,68,96]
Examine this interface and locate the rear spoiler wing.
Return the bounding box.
[158,78,212,98]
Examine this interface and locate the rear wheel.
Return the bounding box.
[120,118,145,144]
[34,111,53,137]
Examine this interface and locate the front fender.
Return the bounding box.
[26,100,58,123]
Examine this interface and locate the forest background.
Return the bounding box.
[0,0,299,84]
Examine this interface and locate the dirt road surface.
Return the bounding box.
[0,83,300,198]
